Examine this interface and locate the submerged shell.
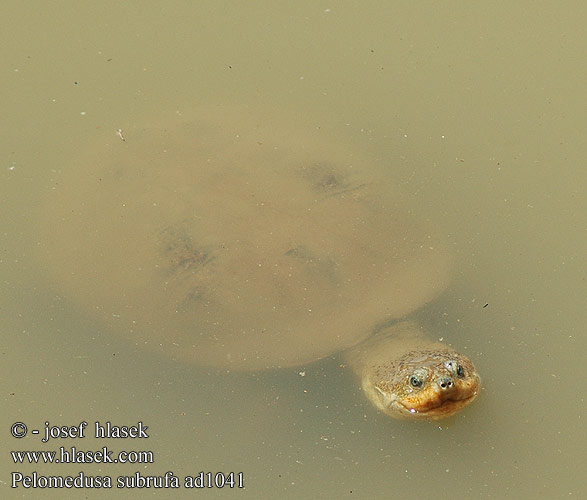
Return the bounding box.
[38,106,451,370]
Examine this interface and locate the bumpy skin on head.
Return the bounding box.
[348,322,481,420]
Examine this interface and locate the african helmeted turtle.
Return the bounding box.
[38,106,480,420]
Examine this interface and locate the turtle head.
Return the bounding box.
[350,323,482,421]
[362,346,481,420]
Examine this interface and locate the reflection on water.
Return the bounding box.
[1,1,585,499]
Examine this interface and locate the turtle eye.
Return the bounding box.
[408,368,428,389]
[445,360,466,378]
[409,375,423,388]
[444,360,461,374]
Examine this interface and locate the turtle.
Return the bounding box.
[37,105,481,420]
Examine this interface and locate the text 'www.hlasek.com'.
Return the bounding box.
[9,420,245,490]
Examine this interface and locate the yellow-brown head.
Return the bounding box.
[362,346,481,420]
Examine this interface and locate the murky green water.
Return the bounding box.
[2,2,585,498]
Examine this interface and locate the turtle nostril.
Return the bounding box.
[438,378,454,390]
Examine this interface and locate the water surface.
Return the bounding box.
[1,1,585,498]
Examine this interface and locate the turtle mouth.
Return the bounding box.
[398,392,479,420]
[396,370,483,420]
